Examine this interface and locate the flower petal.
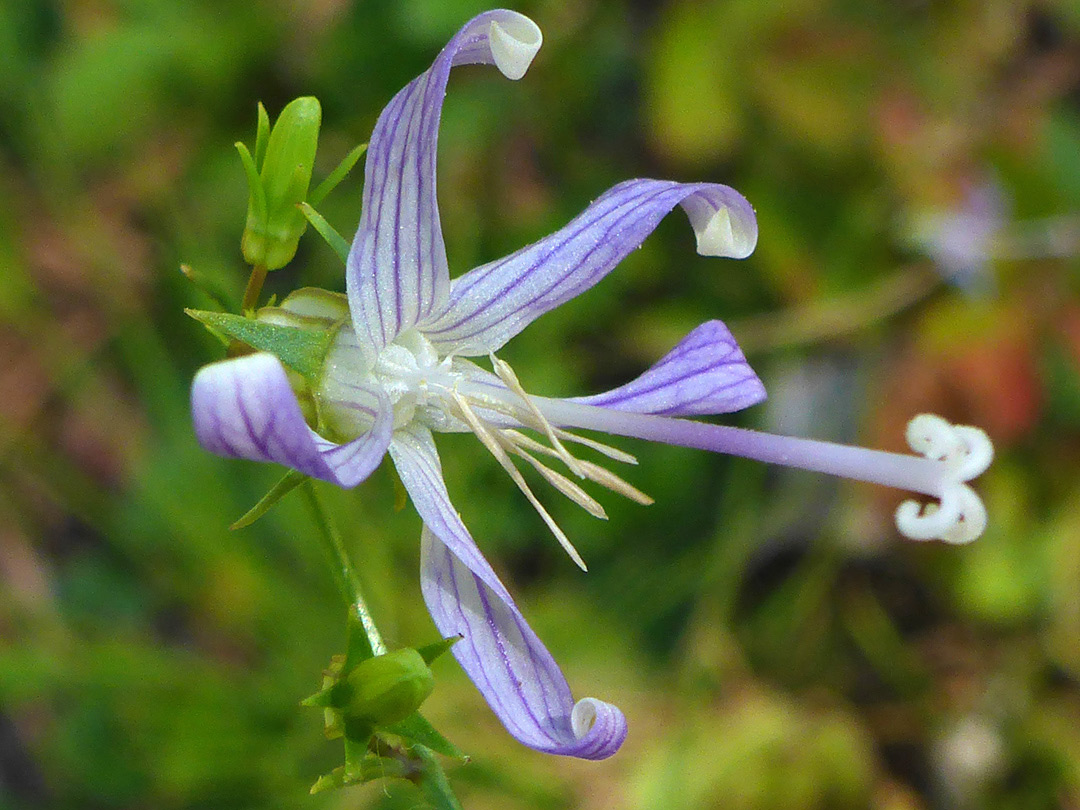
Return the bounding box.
[389,425,626,759]
[348,10,543,357]
[421,528,626,760]
[571,320,766,415]
[191,353,391,487]
[422,178,757,355]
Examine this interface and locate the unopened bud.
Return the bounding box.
[342,649,435,727]
[240,96,322,270]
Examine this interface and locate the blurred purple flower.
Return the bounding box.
[191,9,993,759]
[907,178,1080,291]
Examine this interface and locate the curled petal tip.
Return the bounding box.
[489,15,543,80]
[681,190,758,259]
[571,697,628,760]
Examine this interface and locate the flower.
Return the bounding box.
[905,177,1080,292]
[191,9,993,760]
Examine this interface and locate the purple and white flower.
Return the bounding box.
[191,10,993,760]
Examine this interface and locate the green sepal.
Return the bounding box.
[254,102,270,168]
[309,756,406,794]
[416,635,461,666]
[299,202,350,265]
[235,141,268,226]
[383,712,466,760]
[309,142,368,206]
[301,680,351,709]
[230,469,308,530]
[185,309,334,380]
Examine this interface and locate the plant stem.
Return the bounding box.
[302,481,386,656]
[241,264,269,312]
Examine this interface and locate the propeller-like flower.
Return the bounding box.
[191,9,992,760]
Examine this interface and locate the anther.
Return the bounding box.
[504,430,653,506]
[551,427,638,465]
[497,432,608,519]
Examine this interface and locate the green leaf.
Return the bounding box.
[384,712,466,760]
[254,101,270,168]
[230,469,308,529]
[310,142,368,206]
[185,309,335,379]
[416,635,461,666]
[299,202,350,265]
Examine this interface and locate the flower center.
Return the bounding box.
[318,326,452,437]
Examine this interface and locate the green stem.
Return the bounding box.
[241,264,269,312]
[302,481,386,656]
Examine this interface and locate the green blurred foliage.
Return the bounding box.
[1,1,1079,809]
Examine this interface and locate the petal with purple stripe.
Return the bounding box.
[420,527,627,759]
[347,10,543,357]
[421,178,757,356]
[191,353,391,487]
[571,320,766,416]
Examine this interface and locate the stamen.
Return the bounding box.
[491,354,587,479]
[497,432,608,519]
[504,430,653,505]
[451,391,589,571]
[551,428,638,465]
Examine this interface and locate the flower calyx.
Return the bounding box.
[303,636,463,794]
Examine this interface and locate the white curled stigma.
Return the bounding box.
[895,414,994,543]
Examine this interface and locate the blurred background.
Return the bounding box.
[2,0,1080,808]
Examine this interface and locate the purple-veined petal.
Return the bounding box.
[389,425,626,758]
[348,10,543,359]
[421,178,757,356]
[388,425,512,601]
[571,320,766,416]
[191,353,391,487]
[421,529,627,760]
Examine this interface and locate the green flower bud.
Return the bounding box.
[240,97,322,270]
[342,649,435,727]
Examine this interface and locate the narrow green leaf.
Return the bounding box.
[235,141,267,224]
[185,309,335,379]
[384,713,466,760]
[309,757,407,794]
[299,202,350,265]
[309,142,368,206]
[179,264,235,312]
[230,469,308,529]
[416,635,461,666]
[254,101,270,168]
